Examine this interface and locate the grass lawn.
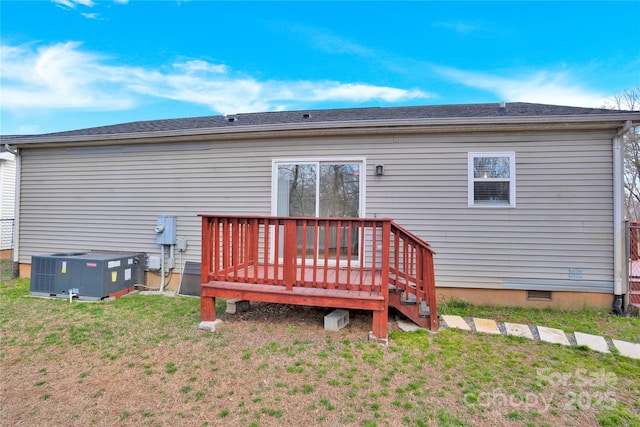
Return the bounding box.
[1,278,639,427]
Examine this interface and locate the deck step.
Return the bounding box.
[399,292,417,304]
[419,301,430,317]
[630,290,640,305]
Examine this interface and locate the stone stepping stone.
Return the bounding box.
[574,331,610,353]
[504,322,534,340]
[441,315,471,331]
[612,339,640,359]
[537,326,570,346]
[473,317,501,335]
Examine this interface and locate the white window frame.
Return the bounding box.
[270,158,367,266]
[271,157,367,217]
[468,152,516,208]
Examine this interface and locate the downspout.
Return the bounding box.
[4,144,20,278]
[612,120,633,315]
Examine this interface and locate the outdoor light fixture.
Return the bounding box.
[375,164,384,176]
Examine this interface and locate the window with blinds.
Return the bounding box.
[468,152,516,207]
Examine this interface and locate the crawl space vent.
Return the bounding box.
[526,290,552,301]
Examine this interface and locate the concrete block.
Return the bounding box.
[198,319,223,332]
[226,299,249,314]
[324,309,349,331]
[368,330,388,345]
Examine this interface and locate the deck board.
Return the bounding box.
[211,264,383,290]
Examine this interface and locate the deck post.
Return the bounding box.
[371,220,391,342]
[283,218,296,291]
[201,216,212,284]
[200,216,215,321]
[425,249,439,330]
[200,294,216,321]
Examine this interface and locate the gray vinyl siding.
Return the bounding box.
[369,131,614,293]
[18,129,615,293]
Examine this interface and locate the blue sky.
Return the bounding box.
[1,1,639,135]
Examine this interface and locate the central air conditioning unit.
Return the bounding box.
[30,251,143,300]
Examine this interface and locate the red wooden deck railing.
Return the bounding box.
[628,222,640,305]
[199,214,438,341]
[389,223,438,329]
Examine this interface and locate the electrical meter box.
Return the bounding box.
[30,252,141,300]
[155,215,177,245]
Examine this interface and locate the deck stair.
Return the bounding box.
[389,284,433,328]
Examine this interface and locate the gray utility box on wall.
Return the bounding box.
[30,252,141,300]
[156,215,177,245]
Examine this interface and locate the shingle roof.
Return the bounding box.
[27,102,633,138]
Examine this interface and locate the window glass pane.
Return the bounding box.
[275,161,362,262]
[277,164,316,216]
[319,164,360,217]
[318,164,360,258]
[474,156,510,179]
[474,182,510,203]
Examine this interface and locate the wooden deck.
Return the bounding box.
[199,215,438,342]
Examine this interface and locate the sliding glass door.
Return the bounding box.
[274,160,363,263]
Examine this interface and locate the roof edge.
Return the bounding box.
[4,112,640,147]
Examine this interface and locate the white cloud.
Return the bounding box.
[0,42,136,110]
[310,31,375,57]
[174,60,228,75]
[0,42,431,115]
[290,25,610,108]
[434,66,607,108]
[303,82,425,103]
[53,0,108,19]
[288,24,376,58]
[52,0,95,9]
[52,0,76,8]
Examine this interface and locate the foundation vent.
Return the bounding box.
[526,290,552,301]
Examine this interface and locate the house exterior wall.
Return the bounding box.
[0,152,16,250]
[16,128,615,295]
